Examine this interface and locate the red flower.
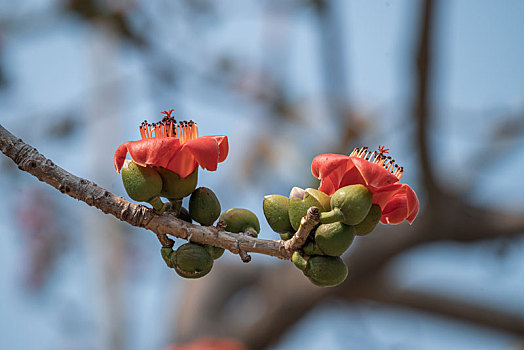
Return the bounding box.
[311,146,419,225]
[114,110,228,178]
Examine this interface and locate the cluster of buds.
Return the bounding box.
[263,185,377,287]
[115,110,263,279]
[263,146,419,287]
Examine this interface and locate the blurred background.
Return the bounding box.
[1,0,524,349]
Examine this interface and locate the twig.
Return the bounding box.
[284,206,320,251]
[0,123,314,260]
[236,241,251,263]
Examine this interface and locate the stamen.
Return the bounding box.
[350,145,404,180]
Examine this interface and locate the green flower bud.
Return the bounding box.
[219,208,260,237]
[353,204,382,236]
[172,243,213,279]
[177,207,193,223]
[315,222,355,256]
[279,232,294,241]
[292,251,308,271]
[161,247,175,268]
[304,255,348,287]
[320,184,373,226]
[189,187,221,226]
[121,160,163,202]
[205,244,225,260]
[303,241,324,256]
[157,167,198,200]
[289,188,331,231]
[263,195,293,234]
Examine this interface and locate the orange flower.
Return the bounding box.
[311,146,419,225]
[114,110,228,178]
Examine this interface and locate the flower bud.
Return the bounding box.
[157,167,198,200]
[161,247,175,268]
[178,207,193,223]
[303,241,323,256]
[172,243,213,279]
[289,188,330,231]
[121,160,163,202]
[280,232,293,241]
[353,204,382,236]
[219,208,260,237]
[205,244,225,260]
[315,222,355,256]
[321,184,373,226]
[292,251,308,271]
[189,187,221,226]
[263,195,293,234]
[304,255,348,287]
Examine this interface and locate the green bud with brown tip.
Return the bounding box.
[289,188,331,231]
[263,195,293,234]
[189,187,221,226]
[353,204,382,236]
[205,244,225,260]
[121,160,163,202]
[219,208,260,237]
[304,255,348,287]
[172,243,213,279]
[320,184,373,226]
[157,167,198,200]
[314,222,355,256]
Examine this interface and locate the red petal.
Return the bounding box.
[351,157,400,188]
[312,154,354,195]
[378,184,419,225]
[380,195,408,225]
[209,135,229,163]
[166,148,198,178]
[114,138,182,173]
[184,137,220,171]
[126,138,183,169]
[311,154,349,179]
[114,142,130,173]
[405,185,419,224]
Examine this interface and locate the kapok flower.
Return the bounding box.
[311,146,419,225]
[114,110,228,178]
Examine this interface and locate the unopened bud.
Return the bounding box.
[263,195,293,234]
[304,255,348,287]
[172,243,213,279]
[121,160,162,202]
[189,187,221,226]
[157,167,198,200]
[219,208,260,237]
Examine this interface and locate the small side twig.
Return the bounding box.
[236,241,251,263]
[157,233,174,248]
[284,206,320,252]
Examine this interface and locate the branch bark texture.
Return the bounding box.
[0,123,312,260]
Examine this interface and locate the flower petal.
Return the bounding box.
[180,136,222,176]
[114,138,183,173]
[210,135,229,163]
[351,157,400,188]
[378,184,419,225]
[380,195,409,225]
[312,154,355,195]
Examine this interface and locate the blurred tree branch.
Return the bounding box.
[172,1,524,348]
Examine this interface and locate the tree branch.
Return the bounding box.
[0,123,313,260]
